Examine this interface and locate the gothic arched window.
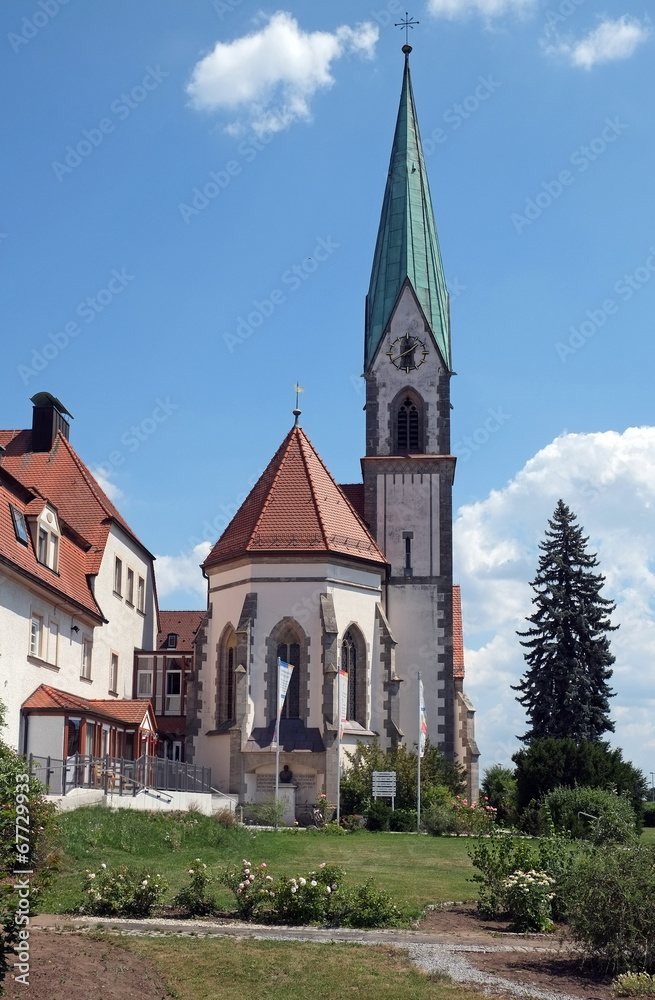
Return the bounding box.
[217,626,237,725]
[396,395,423,453]
[341,626,367,727]
[276,639,301,719]
[266,618,309,725]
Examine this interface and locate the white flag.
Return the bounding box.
[419,677,427,758]
[339,669,348,740]
[272,659,294,748]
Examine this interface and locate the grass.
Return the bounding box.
[641,827,655,845]
[116,936,491,1000]
[41,806,475,915]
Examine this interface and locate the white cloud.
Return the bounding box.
[427,0,537,20]
[155,543,211,602]
[187,12,378,135]
[89,466,124,504]
[545,16,651,69]
[455,427,655,778]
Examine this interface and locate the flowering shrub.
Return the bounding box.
[271,863,344,924]
[217,859,273,920]
[423,795,497,836]
[315,793,335,823]
[172,858,215,916]
[329,878,401,928]
[81,863,167,917]
[502,869,555,932]
[612,973,655,996]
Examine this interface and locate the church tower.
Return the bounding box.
[361,45,456,758]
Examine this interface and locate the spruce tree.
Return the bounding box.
[514,499,617,743]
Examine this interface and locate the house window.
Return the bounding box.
[217,627,237,725]
[126,569,134,606]
[137,661,153,697]
[165,669,182,715]
[166,633,178,649]
[109,653,119,694]
[137,576,145,613]
[10,505,29,545]
[36,508,60,571]
[114,558,122,597]
[29,613,44,658]
[48,620,59,665]
[81,637,93,680]
[38,528,48,564]
[66,718,81,757]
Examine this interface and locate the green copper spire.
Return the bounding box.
[365,49,450,371]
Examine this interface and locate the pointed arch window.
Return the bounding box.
[341,626,367,727]
[396,395,423,453]
[277,641,300,718]
[217,627,237,725]
[266,619,309,726]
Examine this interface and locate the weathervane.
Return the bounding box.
[395,11,419,48]
[293,383,304,426]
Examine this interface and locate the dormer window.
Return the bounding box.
[36,506,60,572]
[166,633,178,649]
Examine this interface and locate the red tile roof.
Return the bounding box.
[0,426,151,619]
[157,611,205,650]
[22,684,155,727]
[453,584,465,679]
[203,426,386,569]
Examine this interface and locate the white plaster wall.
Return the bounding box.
[368,285,445,455]
[375,472,441,577]
[386,584,445,749]
[0,523,157,753]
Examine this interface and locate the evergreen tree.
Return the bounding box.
[513,499,617,743]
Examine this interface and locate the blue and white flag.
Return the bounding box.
[272,659,294,748]
[339,669,348,741]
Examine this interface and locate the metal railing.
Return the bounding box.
[28,753,211,797]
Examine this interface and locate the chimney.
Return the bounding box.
[30,393,73,452]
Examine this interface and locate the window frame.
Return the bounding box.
[81,636,93,680]
[29,612,44,658]
[125,568,134,606]
[48,619,59,666]
[10,505,29,546]
[114,557,123,597]
[109,652,119,694]
[137,575,145,613]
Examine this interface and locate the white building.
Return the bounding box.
[0,393,159,763]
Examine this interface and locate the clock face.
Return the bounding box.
[386,334,429,372]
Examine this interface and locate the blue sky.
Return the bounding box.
[3,0,654,779]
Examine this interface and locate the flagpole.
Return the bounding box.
[275,656,280,831]
[336,667,341,826]
[417,672,422,834]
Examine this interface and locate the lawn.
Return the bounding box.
[41,806,475,915]
[117,936,489,1000]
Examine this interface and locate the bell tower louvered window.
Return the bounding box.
[397,397,421,453]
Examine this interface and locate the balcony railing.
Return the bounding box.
[28,753,211,797]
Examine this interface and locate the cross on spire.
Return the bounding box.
[395,11,419,48]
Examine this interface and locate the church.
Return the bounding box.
[187,45,479,811]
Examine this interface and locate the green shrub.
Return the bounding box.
[513,738,647,829]
[340,814,365,832]
[561,845,655,972]
[545,785,637,843]
[172,858,215,916]
[422,803,458,836]
[81,863,167,917]
[389,808,417,832]
[482,764,518,827]
[271,864,345,924]
[329,878,401,928]
[365,800,391,832]
[217,859,272,920]
[612,972,655,996]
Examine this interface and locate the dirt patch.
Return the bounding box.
[418,905,615,1000]
[3,930,169,1000]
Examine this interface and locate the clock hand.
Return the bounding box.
[391,342,418,363]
